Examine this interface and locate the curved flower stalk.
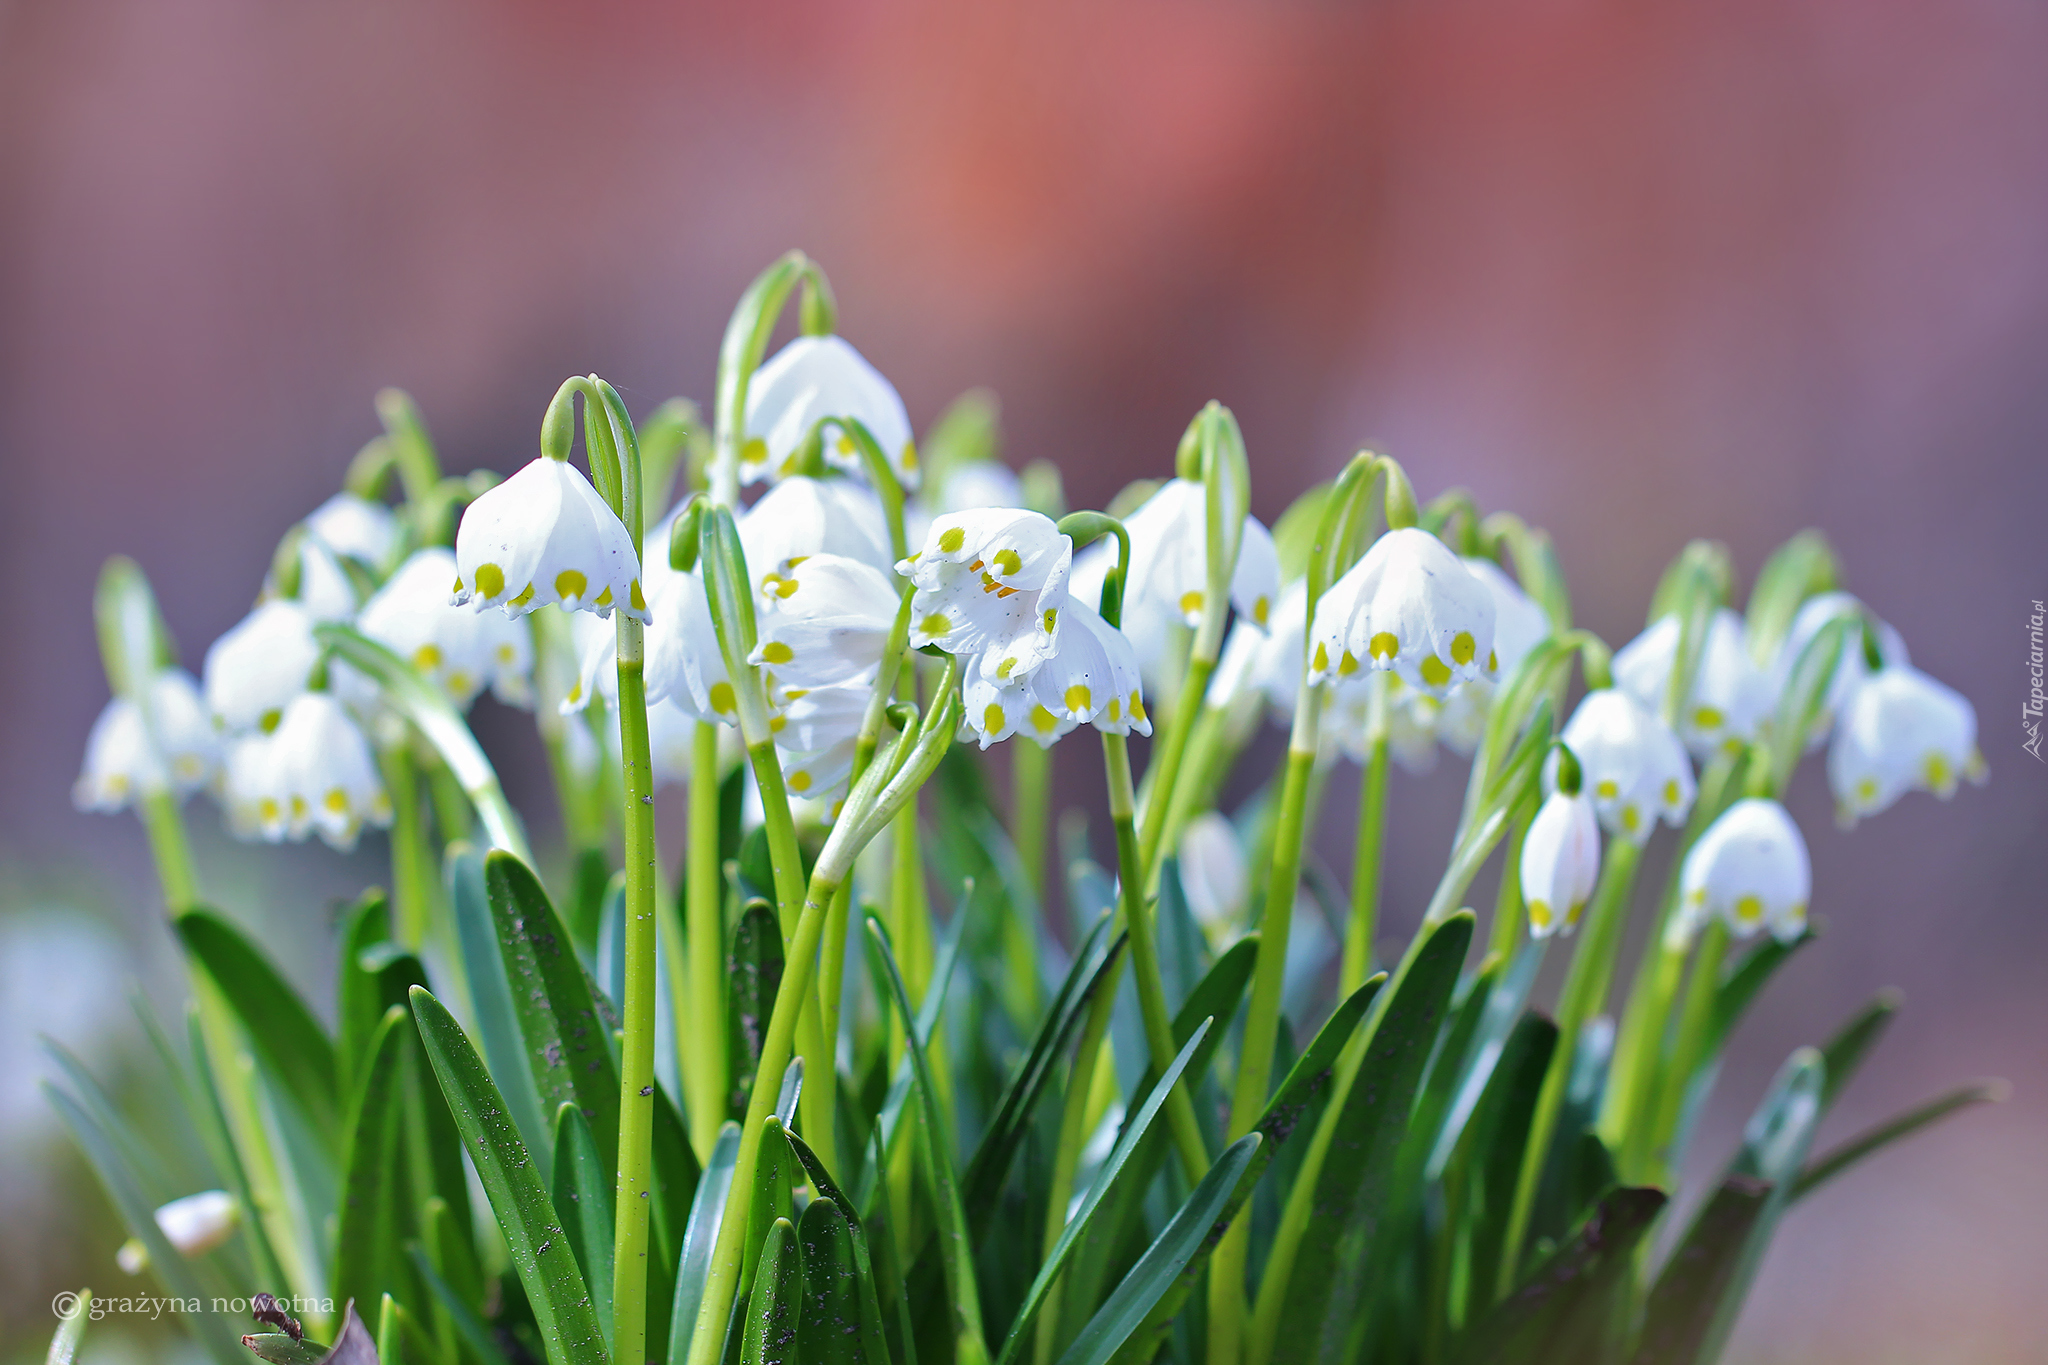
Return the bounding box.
[900,507,1073,684]
[452,455,646,620]
[1829,664,1984,824]
[741,334,919,489]
[1615,607,1773,760]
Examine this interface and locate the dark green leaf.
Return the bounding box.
[408,986,606,1365]
[1791,1079,2006,1203]
[335,889,395,1105]
[728,900,785,1116]
[742,1217,802,1365]
[1272,911,1474,1364]
[333,1007,413,1323]
[798,1196,871,1364]
[552,1102,616,1356]
[1814,989,1900,1114]
[1462,1013,1559,1310]
[449,843,551,1166]
[485,849,620,1179]
[746,1117,797,1301]
[1454,1186,1666,1365]
[781,1127,896,1365]
[407,1242,514,1365]
[1053,1134,1263,1365]
[1429,939,1549,1180]
[671,1122,743,1365]
[239,1334,329,1363]
[175,908,340,1140]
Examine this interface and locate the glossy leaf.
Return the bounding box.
[798,1196,871,1364]
[333,1007,413,1322]
[670,1123,743,1365]
[742,1217,802,1365]
[46,1288,88,1365]
[781,1127,896,1365]
[449,843,551,1167]
[408,986,607,1365]
[728,899,786,1115]
[1814,990,1899,1114]
[1453,1186,1666,1364]
[552,1102,616,1356]
[174,908,340,1140]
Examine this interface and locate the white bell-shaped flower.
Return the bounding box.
[203,599,323,734]
[294,537,361,622]
[152,1190,238,1257]
[1307,528,1496,695]
[742,335,919,489]
[1614,609,1773,760]
[305,492,400,568]
[1827,665,1983,825]
[1773,592,1910,749]
[749,554,901,690]
[646,698,699,789]
[962,598,1151,749]
[1678,798,1811,944]
[774,680,872,803]
[739,475,896,590]
[257,692,392,851]
[1462,556,1551,680]
[640,568,737,725]
[1558,689,1696,843]
[900,508,1073,685]
[1521,788,1602,938]
[359,548,532,709]
[452,457,646,621]
[83,669,221,810]
[1178,811,1249,937]
[1091,478,1282,632]
[218,735,273,841]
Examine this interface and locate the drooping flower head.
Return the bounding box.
[742,335,918,489]
[1614,609,1773,760]
[1677,798,1811,944]
[1110,477,1281,632]
[747,554,901,691]
[304,492,400,570]
[74,669,218,813]
[962,598,1149,748]
[242,692,392,852]
[1521,787,1602,938]
[1557,689,1696,843]
[203,599,323,734]
[1827,665,1984,825]
[900,508,1072,685]
[739,475,896,591]
[1772,591,1910,749]
[452,457,646,621]
[1307,527,1497,695]
[357,548,532,708]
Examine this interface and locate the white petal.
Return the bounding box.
[743,335,917,489]
[203,600,322,733]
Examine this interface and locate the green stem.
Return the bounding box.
[1208,687,1323,1365]
[1340,734,1390,992]
[687,875,841,1365]
[685,721,728,1159]
[1104,733,1210,1186]
[610,632,659,1365]
[1034,978,1120,1365]
[138,790,199,912]
[1493,837,1642,1297]
[378,747,433,950]
[1012,735,1051,906]
[1642,918,1730,1187]
[1487,803,1534,964]
[1136,654,1215,884]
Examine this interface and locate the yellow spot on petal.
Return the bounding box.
[1451,632,1476,665]
[1338,651,1359,677]
[567,682,582,703]
[1065,684,1093,714]
[474,563,505,599]
[258,797,281,823]
[1180,590,1205,616]
[1566,900,1585,926]
[1043,607,1058,633]
[993,548,1022,576]
[290,796,308,819]
[630,580,645,612]
[983,703,1007,733]
[1421,655,1452,687]
[901,440,919,472]
[836,435,856,456]
[1107,697,1123,721]
[497,644,517,664]
[510,583,536,608]
[997,657,1018,680]
[1595,779,1619,800]
[709,682,736,715]
[453,576,465,594]
[768,714,786,733]
[1129,692,1147,722]
[1923,752,1954,794]
[938,526,966,554]
[788,770,812,793]
[1663,778,1681,807]
[260,708,282,734]
[446,670,473,696]
[554,569,588,602]
[594,586,614,607]
[1856,777,1878,803]
[324,788,350,814]
[920,613,952,638]
[412,643,443,671]
[1693,705,1724,730]
[783,688,808,700]
[1488,649,1499,672]
[1734,894,1763,924]
[1030,704,1059,735]
[760,641,794,665]
[1529,900,1553,929]
[1369,632,1399,661]
[1254,596,1270,626]
[1621,805,1641,834]
[1312,643,1330,673]
[741,437,768,468]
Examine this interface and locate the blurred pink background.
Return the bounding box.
[3,2,2045,1360]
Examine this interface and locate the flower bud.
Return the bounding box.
[452,457,646,622]
[1677,798,1811,944]
[1828,665,1984,825]
[1521,789,1601,938]
[152,1190,238,1258]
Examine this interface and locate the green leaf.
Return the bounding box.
[1636,1048,1826,1365]
[175,908,340,1141]
[781,1127,896,1365]
[43,1083,246,1364]
[485,849,620,1178]
[408,986,607,1365]
[1814,989,1900,1114]
[46,1289,88,1365]
[238,1335,329,1364]
[1453,1186,1666,1364]
[407,1242,514,1365]
[798,1196,871,1364]
[958,908,1122,1237]
[1461,1013,1559,1309]
[994,1020,1215,1364]
[335,889,395,1105]
[746,1116,798,1302]
[670,1123,744,1365]
[742,1217,803,1365]
[645,1079,699,1365]
[1053,1134,1264,1365]
[1428,938,1549,1179]
[449,843,551,1167]
[1270,911,1474,1364]
[1707,929,1817,1060]
[552,1101,616,1356]
[1791,1079,2006,1203]
[868,914,991,1364]
[728,899,786,1115]
[333,1007,414,1323]
[184,1010,294,1297]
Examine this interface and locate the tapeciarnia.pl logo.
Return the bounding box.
[2026,599,2044,761]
